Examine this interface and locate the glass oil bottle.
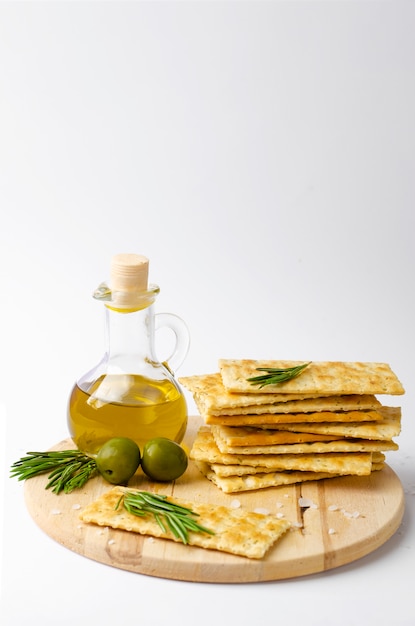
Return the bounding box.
[67,253,190,455]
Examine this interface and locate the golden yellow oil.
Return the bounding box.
[67,374,187,455]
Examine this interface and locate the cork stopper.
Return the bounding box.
[109,253,152,307]
[110,253,149,291]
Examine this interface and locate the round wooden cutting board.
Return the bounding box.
[24,416,405,583]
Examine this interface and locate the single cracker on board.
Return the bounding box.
[218,359,405,395]
[79,486,290,560]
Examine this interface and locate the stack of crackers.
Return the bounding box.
[179,359,404,494]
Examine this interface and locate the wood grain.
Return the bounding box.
[24,416,404,583]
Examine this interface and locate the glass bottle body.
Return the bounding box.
[67,300,188,455]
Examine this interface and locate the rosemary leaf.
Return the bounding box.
[10,450,98,494]
[247,362,311,388]
[118,491,215,545]
[63,460,97,494]
[153,512,167,534]
[166,514,188,544]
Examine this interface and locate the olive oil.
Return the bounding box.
[68,374,188,455]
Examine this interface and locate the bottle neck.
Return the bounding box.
[104,304,157,373]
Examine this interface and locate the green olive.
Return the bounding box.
[141,437,188,482]
[96,437,141,485]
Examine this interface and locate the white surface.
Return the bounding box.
[1,1,414,624]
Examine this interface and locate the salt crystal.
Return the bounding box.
[108,539,115,545]
[340,508,360,519]
[50,509,61,515]
[328,504,339,511]
[72,504,81,510]
[276,513,285,519]
[230,499,241,509]
[254,507,270,515]
[276,502,284,509]
[328,528,336,535]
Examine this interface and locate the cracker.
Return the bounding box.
[180,373,381,415]
[211,425,398,455]
[246,407,401,440]
[196,461,339,493]
[79,486,290,560]
[370,452,386,471]
[372,452,385,464]
[205,408,383,426]
[219,359,405,395]
[210,463,281,477]
[180,373,318,405]
[209,451,373,476]
[212,427,343,446]
[371,460,385,471]
[190,427,374,474]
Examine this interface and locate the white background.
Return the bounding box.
[1,1,414,625]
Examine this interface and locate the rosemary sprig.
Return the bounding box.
[247,362,311,388]
[118,490,215,545]
[10,450,98,494]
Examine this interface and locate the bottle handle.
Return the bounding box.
[154,313,190,374]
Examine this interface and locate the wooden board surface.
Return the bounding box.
[24,416,405,583]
